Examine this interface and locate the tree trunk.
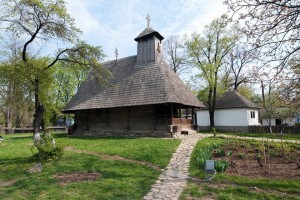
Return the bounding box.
[33,77,45,142]
[209,109,215,128]
[207,87,215,129]
[5,108,12,134]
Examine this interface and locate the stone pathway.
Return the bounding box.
[218,134,300,144]
[143,134,207,200]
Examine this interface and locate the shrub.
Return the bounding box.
[194,148,212,170]
[237,152,246,159]
[215,160,228,173]
[211,127,217,137]
[213,148,225,157]
[211,142,221,149]
[32,133,64,162]
[255,153,264,166]
[226,150,232,157]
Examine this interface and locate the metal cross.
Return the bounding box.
[146,14,150,28]
[114,47,119,60]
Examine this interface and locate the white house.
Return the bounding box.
[197,91,260,132]
[261,118,295,126]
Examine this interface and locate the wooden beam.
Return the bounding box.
[106,108,110,127]
[192,107,195,124]
[127,107,130,131]
[85,110,90,131]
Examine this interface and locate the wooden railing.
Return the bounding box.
[154,117,192,125]
[172,118,192,125]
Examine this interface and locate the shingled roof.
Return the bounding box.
[64,56,205,112]
[134,27,164,41]
[213,91,259,109]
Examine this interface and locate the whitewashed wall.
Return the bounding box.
[247,110,260,125]
[197,108,260,126]
[261,118,295,126]
[284,118,296,125]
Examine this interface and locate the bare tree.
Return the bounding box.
[225,0,300,70]
[163,35,188,76]
[226,43,256,90]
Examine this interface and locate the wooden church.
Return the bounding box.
[64,22,205,137]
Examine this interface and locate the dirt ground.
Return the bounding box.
[55,172,102,185]
[213,147,300,180]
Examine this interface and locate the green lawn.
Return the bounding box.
[181,137,300,200]
[0,133,180,200]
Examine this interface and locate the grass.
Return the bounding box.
[0,133,180,199]
[55,133,181,167]
[181,137,300,200]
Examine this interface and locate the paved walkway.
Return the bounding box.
[143,134,207,200]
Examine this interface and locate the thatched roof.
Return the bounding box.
[64,56,205,112]
[214,91,259,109]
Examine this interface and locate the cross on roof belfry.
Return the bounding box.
[146,14,150,28]
[114,47,119,61]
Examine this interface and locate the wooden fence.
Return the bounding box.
[248,126,300,134]
[0,126,67,134]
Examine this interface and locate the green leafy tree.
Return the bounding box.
[51,62,89,124]
[0,36,34,132]
[0,0,110,145]
[186,15,236,128]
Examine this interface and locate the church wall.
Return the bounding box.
[74,105,172,137]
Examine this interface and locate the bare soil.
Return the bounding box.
[0,180,17,187]
[55,172,102,185]
[214,147,300,180]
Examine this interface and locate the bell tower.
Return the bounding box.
[134,15,164,64]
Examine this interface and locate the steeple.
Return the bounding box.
[134,15,164,64]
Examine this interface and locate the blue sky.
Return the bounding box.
[65,0,227,61]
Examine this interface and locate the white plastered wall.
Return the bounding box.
[197,108,260,126]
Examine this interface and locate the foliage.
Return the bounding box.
[215,160,228,173]
[213,148,225,157]
[185,15,237,127]
[237,152,246,159]
[236,85,255,101]
[186,137,300,200]
[0,37,34,128]
[211,127,217,137]
[0,0,110,135]
[194,148,212,170]
[32,133,64,162]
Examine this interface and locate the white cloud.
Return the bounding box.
[65,0,228,60]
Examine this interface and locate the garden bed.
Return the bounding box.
[214,140,300,179]
[184,137,300,200]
